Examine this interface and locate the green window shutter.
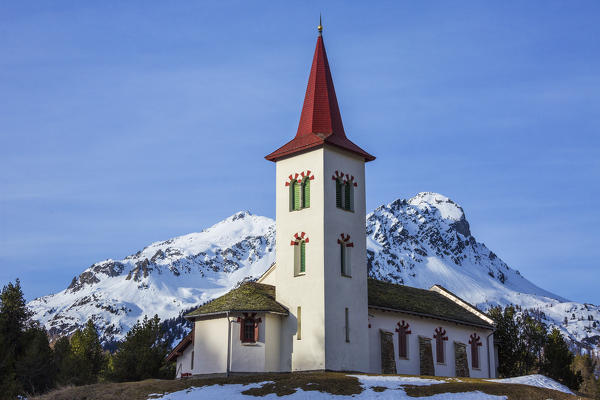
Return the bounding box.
[293,181,301,210]
[344,182,351,210]
[336,179,342,208]
[289,182,295,211]
[302,179,310,208]
[300,241,306,273]
[340,243,345,274]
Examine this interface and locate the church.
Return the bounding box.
[167,24,497,379]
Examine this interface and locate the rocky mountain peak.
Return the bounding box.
[28,194,599,351]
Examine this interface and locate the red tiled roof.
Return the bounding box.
[265,35,375,162]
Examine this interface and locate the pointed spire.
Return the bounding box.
[265,27,375,162]
[295,29,345,139]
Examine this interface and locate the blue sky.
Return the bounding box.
[1,1,599,303]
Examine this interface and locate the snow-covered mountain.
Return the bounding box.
[29,211,275,343]
[28,193,600,350]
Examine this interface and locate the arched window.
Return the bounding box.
[332,171,356,211]
[395,321,411,359]
[302,177,310,208]
[291,232,309,276]
[434,327,448,364]
[287,171,313,211]
[338,234,353,276]
[469,333,482,369]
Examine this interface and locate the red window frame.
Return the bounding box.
[238,312,262,343]
[433,327,448,364]
[469,333,482,369]
[395,321,411,358]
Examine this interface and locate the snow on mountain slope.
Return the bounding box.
[28,211,275,342]
[366,193,599,349]
[28,193,600,349]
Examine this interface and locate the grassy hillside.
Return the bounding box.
[31,372,589,400]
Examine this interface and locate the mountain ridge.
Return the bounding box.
[28,193,599,350]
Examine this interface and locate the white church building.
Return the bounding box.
[167,25,497,379]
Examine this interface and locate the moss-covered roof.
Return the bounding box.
[185,282,288,318]
[367,279,493,329]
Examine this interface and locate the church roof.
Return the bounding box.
[367,279,494,329]
[265,32,375,162]
[165,330,193,362]
[185,282,288,318]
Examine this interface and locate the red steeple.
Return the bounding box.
[265,29,375,162]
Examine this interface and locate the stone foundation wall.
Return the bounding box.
[419,336,434,376]
[454,341,469,377]
[380,330,397,374]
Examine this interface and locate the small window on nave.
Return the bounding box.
[434,327,448,364]
[239,313,261,343]
[469,333,482,369]
[396,321,411,359]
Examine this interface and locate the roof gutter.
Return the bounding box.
[368,305,494,330]
[486,329,495,378]
[185,310,289,320]
[226,311,232,377]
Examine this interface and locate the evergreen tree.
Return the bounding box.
[541,328,582,391]
[15,324,55,395]
[53,336,76,386]
[572,353,599,399]
[69,319,106,385]
[518,310,547,372]
[108,315,169,382]
[0,279,33,398]
[489,306,528,377]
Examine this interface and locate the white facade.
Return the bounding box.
[260,145,370,372]
[174,341,194,378]
[172,31,497,379]
[177,312,283,376]
[367,309,496,378]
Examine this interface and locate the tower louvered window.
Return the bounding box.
[300,241,306,273]
[288,172,313,211]
[302,178,310,208]
[292,180,301,210]
[340,242,346,273]
[292,233,309,276]
[344,182,353,211]
[338,234,353,277]
[333,173,354,211]
[335,178,343,208]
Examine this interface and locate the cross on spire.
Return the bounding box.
[318,14,323,36]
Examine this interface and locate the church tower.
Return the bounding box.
[263,23,374,372]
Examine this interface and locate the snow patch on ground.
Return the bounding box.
[485,374,574,395]
[147,377,507,399]
[351,374,443,388]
